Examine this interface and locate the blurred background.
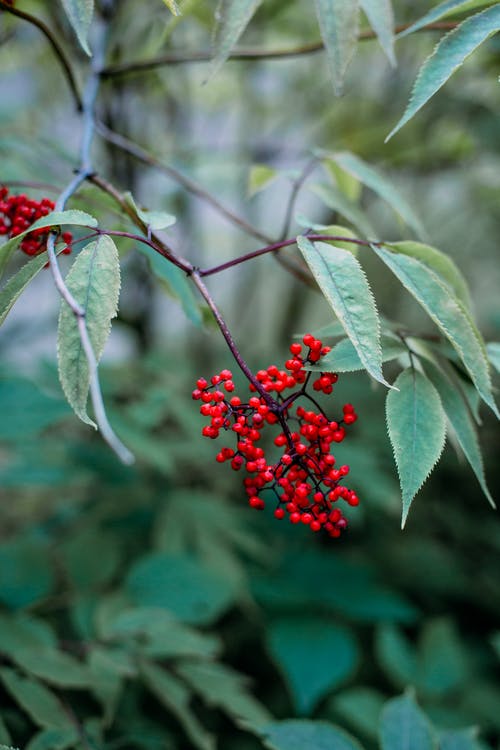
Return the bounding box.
[0,1,499,748]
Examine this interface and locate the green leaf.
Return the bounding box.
[386,369,446,526]
[373,245,498,417]
[9,648,89,689]
[298,237,389,387]
[141,661,215,750]
[0,718,12,745]
[314,0,360,94]
[380,692,436,750]
[60,0,94,55]
[439,728,483,750]
[248,165,278,197]
[0,539,54,610]
[375,624,418,688]
[210,0,263,78]
[332,687,385,740]
[26,728,79,750]
[311,183,376,237]
[176,661,272,730]
[398,0,490,38]
[87,648,123,725]
[0,378,70,438]
[0,253,52,327]
[123,192,176,231]
[331,152,425,238]
[424,360,494,507]
[486,342,500,373]
[0,668,74,730]
[60,527,121,591]
[310,334,405,373]
[385,241,472,309]
[418,619,468,697]
[360,0,396,65]
[387,5,500,139]
[126,553,235,625]
[0,613,57,652]
[262,720,365,750]
[267,617,358,715]
[162,0,181,15]
[57,235,121,427]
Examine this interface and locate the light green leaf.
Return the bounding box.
[0,668,73,730]
[141,661,215,750]
[385,241,472,309]
[176,661,272,730]
[298,237,389,386]
[309,334,405,372]
[267,617,358,715]
[486,342,500,373]
[210,0,263,78]
[324,158,362,202]
[373,245,498,417]
[331,152,425,238]
[387,5,500,139]
[26,728,79,750]
[123,192,176,231]
[314,0,360,94]
[60,0,94,55]
[424,360,494,507]
[386,369,446,526]
[311,183,376,237]
[375,624,418,688]
[398,0,491,38]
[248,165,278,197]
[360,0,396,64]
[57,235,121,427]
[439,728,483,750]
[262,720,365,750]
[380,692,436,750]
[162,0,181,15]
[0,253,53,327]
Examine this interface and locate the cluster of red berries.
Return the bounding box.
[0,187,72,257]
[193,334,359,538]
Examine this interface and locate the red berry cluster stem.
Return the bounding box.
[193,334,359,538]
[0,187,72,256]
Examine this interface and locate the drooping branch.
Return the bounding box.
[0,0,82,110]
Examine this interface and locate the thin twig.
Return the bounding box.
[99,22,459,77]
[0,0,82,110]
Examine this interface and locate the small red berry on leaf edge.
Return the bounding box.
[193,334,359,538]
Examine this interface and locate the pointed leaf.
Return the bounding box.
[373,244,498,416]
[331,152,425,238]
[311,183,376,237]
[375,624,419,688]
[315,0,360,94]
[123,192,176,230]
[386,369,446,526]
[267,617,358,715]
[360,0,396,65]
[9,647,90,688]
[298,237,389,386]
[387,5,500,139]
[380,692,436,750]
[57,236,120,426]
[398,0,490,38]
[0,668,73,730]
[60,0,94,56]
[0,253,52,327]
[210,0,263,78]
[262,720,365,750]
[486,342,500,373]
[248,165,278,197]
[309,334,405,372]
[26,728,79,750]
[424,360,494,507]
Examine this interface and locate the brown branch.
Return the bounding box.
[100,22,459,78]
[0,0,82,110]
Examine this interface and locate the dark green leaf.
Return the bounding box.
[331,687,385,740]
[26,728,79,750]
[59,527,121,591]
[375,624,418,688]
[60,0,94,55]
[298,237,388,386]
[9,648,89,689]
[57,235,121,426]
[0,539,54,610]
[0,378,70,438]
[314,0,360,94]
[374,245,498,417]
[267,617,358,715]
[379,692,436,750]
[418,619,468,697]
[386,369,446,526]
[387,5,500,139]
[210,0,263,78]
[262,720,365,750]
[0,668,73,730]
[360,0,396,65]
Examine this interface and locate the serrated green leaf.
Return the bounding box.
[57,236,120,427]
[176,660,271,731]
[311,183,376,237]
[398,0,491,38]
[210,0,263,78]
[424,360,494,507]
[26,728,79,750]
[314,0,360,94]
[141,661,215,750]
[380,692,436,750]
[385,241,472,309]
[386,369,446,526]
[486,342,500,373]
[60,0,94,55]
[331,152,425,238]
[375,624,418,688]
[248,165,278,197]
[262,720,365,750]
[360,0,396,65]
[0,668,73,730]
[387,5,500,139]
[374,245,498,417]
[267,617,358,715]
[309,334,405,372]
[298,237,389,386]
[162,0,181,15]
